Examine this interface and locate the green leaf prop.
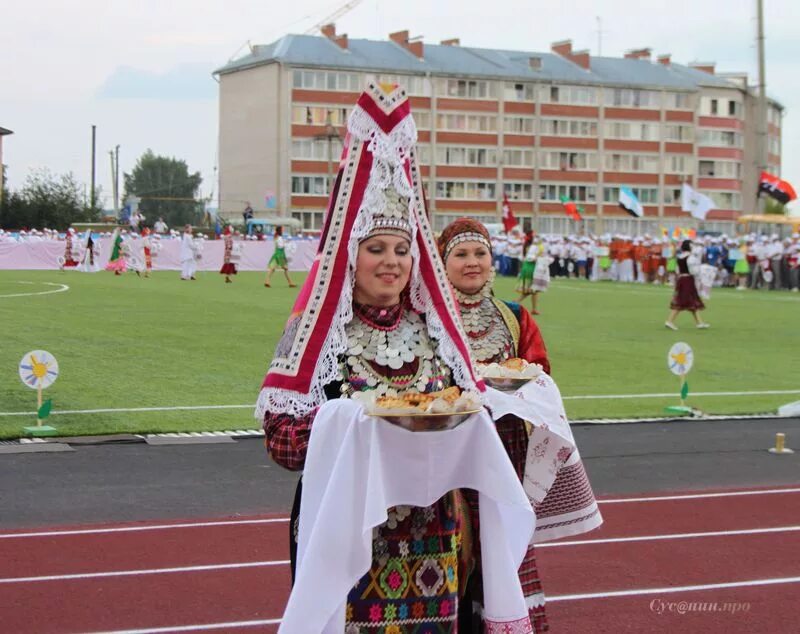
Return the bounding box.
[680,380,689,401]
[38,399,52,420]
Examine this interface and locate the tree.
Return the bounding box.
[763,196,788,215]
[0,168,101,230]
[123,150,203,228]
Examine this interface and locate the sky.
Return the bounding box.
[2,0,798,210]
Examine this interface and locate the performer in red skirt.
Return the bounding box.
[219,225,237,283]
[665,239,709,330]
[60,228,80,269]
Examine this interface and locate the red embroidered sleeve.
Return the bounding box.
[517,306,551,375]
[262,408,318,471]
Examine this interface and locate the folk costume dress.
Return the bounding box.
[258,82,534,633]
[269,235,289,268]
[104,230,128,274]
[516,244,537,296]
[61,230,80,268]
[77,230,100,273]
[438,218,602,633]
[670,251,705,311]
[220,229,237,276]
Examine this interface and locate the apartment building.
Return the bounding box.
[214,28,783,233]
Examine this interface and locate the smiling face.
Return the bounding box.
[445,240,493,295]
[353,234,412,307]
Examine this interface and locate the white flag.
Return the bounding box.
[681,183,715,220]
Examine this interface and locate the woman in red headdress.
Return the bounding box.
[219,225,237,283]
[258,83,534,633]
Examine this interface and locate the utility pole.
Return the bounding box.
[90,125,96,209]
[756,0,768,172]
[596,16,603,56]
[114,145,120,212]
[315,110,342,195]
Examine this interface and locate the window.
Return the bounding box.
[291,210,325,231]
[435,180,497,200]
[604,88,661,108]
[291,139,331,160]
[541,85,598,105]
[291,175,329,196]
[444,78,496,99]
[698,160,741,178]
[708,191,741,210]
[538,184,596,202]
[666,92,693,109]
[503,182,534,200]
[540,118,597,137]
[504,82,535,101]
[436,146,498,166]
[502,149,534,166]
[415,144,430,165]
[698,129,743,148]
[540,151,597,170]
[414,111,431,129]
[664,124,694,142]
[375,74,429,96]
[503,116,535,134]
[291,105,349,125]
[604,121,659,141]
[663,188,682,205]
[769,136,780,155]
[292,69,360,91]
[436,113,497,132]
[603,154,660,172]
[710,99,718,115]
[603,187,659,204]
[666,155,693,175]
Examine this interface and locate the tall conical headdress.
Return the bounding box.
[256,80,483,418]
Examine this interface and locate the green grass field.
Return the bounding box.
[1,269,798,439]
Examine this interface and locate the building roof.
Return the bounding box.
[0,127,13,136]
[215,33,742,93]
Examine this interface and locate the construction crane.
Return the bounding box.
[304,0,363,34]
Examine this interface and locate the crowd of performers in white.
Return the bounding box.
[2,226,798,295]
[494,229,800,301]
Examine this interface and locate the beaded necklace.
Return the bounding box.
[454,274,515,364]
[342,305,450,397]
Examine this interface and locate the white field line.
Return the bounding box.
[0,281,70,298]
[3,388,799,417]
[535,525,800,548]
[554,283,800,303]
[84,575,800,632]
[0,560,290,584]
[2,487,797,540]
[0,517,289,540]
[4,525,798,584]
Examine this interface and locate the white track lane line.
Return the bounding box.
[0,560,290,584]
[4,525,799,584]
[2,487,797,540]
[547,575,800,602]
[0,517,289,539]
[86,576,800,632]
[91,619,282,633]
[536,525,800,548]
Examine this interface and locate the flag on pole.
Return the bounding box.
[501,193,519,232]
[559,195,583,221]
[681,183,715,220]
[672,227,682,240]
[758,171,797,204]
[660,226,669,239]
[618,187,644,218]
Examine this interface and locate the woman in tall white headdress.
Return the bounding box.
[258,82,540,632]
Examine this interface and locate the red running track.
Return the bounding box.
[0,485,798,633]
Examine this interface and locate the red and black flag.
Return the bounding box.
[758,171,797,205]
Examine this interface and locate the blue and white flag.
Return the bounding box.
[619,187,644,218]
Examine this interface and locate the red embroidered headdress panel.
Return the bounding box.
[256,81,484,418]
